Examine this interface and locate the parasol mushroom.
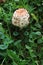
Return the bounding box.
[12,8,30,29]
[0,0,5,3]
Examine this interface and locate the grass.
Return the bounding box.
[0,0,43,65]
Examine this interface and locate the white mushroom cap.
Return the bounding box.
[12,8,30,28]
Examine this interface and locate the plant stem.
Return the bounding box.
[7,22,11,38]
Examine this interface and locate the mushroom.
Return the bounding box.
[0,0,5,3]
[12,8,30,29]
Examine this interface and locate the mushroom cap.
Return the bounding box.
[0,0,5,3]
[12,8,30,28]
